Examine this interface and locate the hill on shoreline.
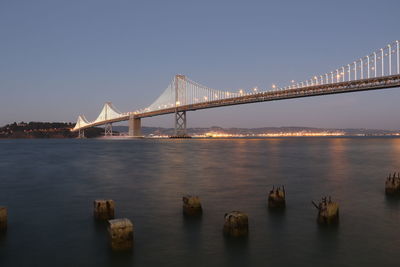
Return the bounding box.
[0,122,104,138]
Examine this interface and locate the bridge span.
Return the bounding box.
[72,41,400,138]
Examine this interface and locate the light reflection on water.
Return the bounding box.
[0,137,400,266]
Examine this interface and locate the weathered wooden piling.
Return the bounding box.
[93,200,115,220]
[223,211,248,237]
[0,207,7,232]
[182,195,202,216]
[108,218,133,250]
[385,172,400,195]
[268,186,286,209]
[312,197,339,224]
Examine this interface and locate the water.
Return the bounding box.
[1,137,400,267]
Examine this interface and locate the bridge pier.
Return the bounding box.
[78,129,85,138]
[105,123,113,136]
[128,115,142,137]
[174,111,187,137]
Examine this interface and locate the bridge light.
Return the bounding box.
[204,96,208,100]
[176,101,180,106]
[272,84,276,89]
[239,89,243,94]
[253,87,258,92]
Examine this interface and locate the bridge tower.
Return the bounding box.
[174,111,187,136]
[104,123,113,136]
[103,102,113,136]
[128,114,142,137]
[174,74,188,137]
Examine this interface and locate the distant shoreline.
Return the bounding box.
[2,135,400,141]
[1,122,400,139]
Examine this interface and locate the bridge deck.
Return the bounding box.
[136,74,400,117]
[72,74,400,131]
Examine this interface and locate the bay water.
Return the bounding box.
[1,137,400,266]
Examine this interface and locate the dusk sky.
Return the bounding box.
[1,0,400,129]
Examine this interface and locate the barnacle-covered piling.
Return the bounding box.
[385,172,400,195]
[182,195,202,216]
[223,211,248,237]
[108,218,133,250]
[312,196,339,224]
[268,185,286,209]
[94,200,115,220]
[0,207,7,232]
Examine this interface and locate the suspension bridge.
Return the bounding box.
[72,41,400,138]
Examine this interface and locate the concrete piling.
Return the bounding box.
[108,218,134,250]
[385,172,400,195]
[182,195,202,216]
[223,211,248,237]
[0,207,7,232]
[94,200,115,220]
[312,196,339,224]
[268,185,286,209]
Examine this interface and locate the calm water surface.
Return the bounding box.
[1,137,400,267]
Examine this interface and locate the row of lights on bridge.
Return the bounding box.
[133,41,400,112]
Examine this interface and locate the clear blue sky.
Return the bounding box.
[1,0,400,129]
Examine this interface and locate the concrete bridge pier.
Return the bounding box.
[128,115,142,137]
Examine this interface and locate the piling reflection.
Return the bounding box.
[106,248,135,266]
[182,213,203,252]
[384,193,400,208]
[223,232,250,266]
[0,230,6,245]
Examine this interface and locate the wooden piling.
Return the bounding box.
[223,211,248,237]
[385,172,400,195]
[182,195,202,216]
[268,186,286,209]
[0,207,7,232]
[94,200,115,220]
[108,218,133,250]
[312,196,339,224]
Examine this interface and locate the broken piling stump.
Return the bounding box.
[268,185,286,209]
[108,218,134,250]
[94,200,115,220]
[385,172,400,195]
[0,207,7,232]
[182,195,202,216]
[312,197,339,224]
[223,211,248,237]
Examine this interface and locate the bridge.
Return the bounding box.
[72,41,400,138]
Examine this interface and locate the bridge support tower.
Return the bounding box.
[128,115,142,137]
[173,74,189,137]
[78,129,85,139]
[174,111,187,137]
[105,123,113,136]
